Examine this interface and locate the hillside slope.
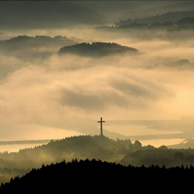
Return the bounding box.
[0,136,133,169]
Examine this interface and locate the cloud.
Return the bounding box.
[0,55,174,135]
[60,88,128,111]
[0,26,194,140]
[111,79,160,99]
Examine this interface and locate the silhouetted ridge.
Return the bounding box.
[1,159,194,192]
[115,10,194,30]
[0,35,76,50]
[59,42,138,57]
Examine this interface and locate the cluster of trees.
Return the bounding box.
[0,136,141,169]
[0,35,77,51]
[0,35,78,62]
[115,11,194,30]
[2,136,194,185]
[121,145,194,167]
[1,159,194,192]
[59,42,138,57]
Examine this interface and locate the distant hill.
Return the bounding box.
[133,10,194,24]
[2,135,194,184]
[169,139,194,149]
[0,135,135,183]
[0,136,134,169]
[0,35,78,62]
[120,145,194,167]
[1,159,194,192]
[115,10,194,30]
[0,1,105,30]
[58,42,138,57]
[1,135,194,170]
[0,35,77,51]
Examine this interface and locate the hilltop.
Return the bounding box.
[1,135,194,169]
[0,35,77,51]
[0,135,135,183]
[115,10,194,30]
[58,42,138,57]
[0,35,78,61]
[1,135,194,184]
[0,136,135,169]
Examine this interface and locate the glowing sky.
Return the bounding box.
[0,1,194,147]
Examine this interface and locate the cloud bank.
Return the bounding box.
[0,1,194,142]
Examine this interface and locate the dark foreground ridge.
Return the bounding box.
[1,159,194,192]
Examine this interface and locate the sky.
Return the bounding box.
[0,1,194,147]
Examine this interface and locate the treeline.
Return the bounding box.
[0,35,78,62]
[1,159,194,192]
[0,35,76,51]
[58,42,138,57]
[0,136,139,169]
[115,10,194,30]
[121,145,194,167]
[2,136,194,184]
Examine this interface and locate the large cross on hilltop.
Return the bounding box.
[97,117,105,136]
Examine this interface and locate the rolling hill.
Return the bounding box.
[0,136,134,169]
[58,42,138,57]
[0,1,105,30]
[115,10,194,30]
[0,35,78,62]
[0,35,77,51]
[1,135,194,184]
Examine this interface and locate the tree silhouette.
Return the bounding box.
[1,159,194,192]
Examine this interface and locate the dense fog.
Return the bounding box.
[0,1,194,143]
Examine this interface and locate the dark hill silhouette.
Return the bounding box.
[0,35,77,51]
[0,136,134,169]
[120,145,194,167]
[115,10,194,30]
[0,1,105,30]
[0,35,78,62]
[2,135,194,184]
[1,159,194,192]
[58,42,138,57]
[134,10,194,24]
[116,10,194,26]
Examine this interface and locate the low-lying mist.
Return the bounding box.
[0,28,194,140]
[1,0,194,186]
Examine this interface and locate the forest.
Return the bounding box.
[1,136,194,184]
[58,42,138,57]
[1,159,194,192]
[115,10,194,30]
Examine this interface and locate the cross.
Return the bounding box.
[97,117,105,136]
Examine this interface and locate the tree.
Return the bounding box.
[133,140,142,149]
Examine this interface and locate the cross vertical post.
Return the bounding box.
[97,117,105,136]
